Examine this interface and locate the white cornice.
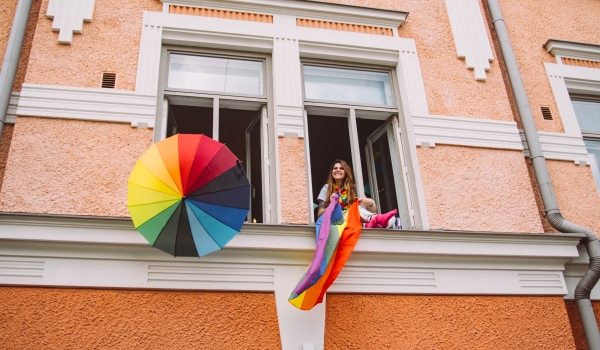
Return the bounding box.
[14,83,156,127]
[0,212,586,349]
[162,0,408,28]
[545,39,600,62]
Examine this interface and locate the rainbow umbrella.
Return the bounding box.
[127,134,250,257]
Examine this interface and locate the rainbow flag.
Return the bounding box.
[288,196,362,310]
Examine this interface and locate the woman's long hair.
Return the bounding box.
[325,159,357,206]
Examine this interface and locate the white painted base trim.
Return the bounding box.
[13,84,157,127]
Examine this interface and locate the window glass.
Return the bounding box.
[303,65,393,106]
[585,140,600,192]
[168,54,264,95]
[573,100,600,132]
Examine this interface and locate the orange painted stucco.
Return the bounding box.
[497,0,600,133]
[0,117,152,216]
[23,0,162,91]
[417,145,543,232]
[0,124,14,193]
[325,295,576,349]
[323,0,514,122]
[278,136,309,224]
[0,287,281,349]
[565,301,600,350]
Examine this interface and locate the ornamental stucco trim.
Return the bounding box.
[544,39,600,63]
[444,0,494,81]
[15,84,156,127]
[46,0,95,44]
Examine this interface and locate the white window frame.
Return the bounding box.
[135,4,429,229]
[300,60,415,227]
[154,46,278,223]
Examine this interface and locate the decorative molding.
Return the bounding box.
[520,130,590,165]
[542,63,600,164]
[545,68,583,136]
[135,23,163,94]
[0,257,44,280]
[445,0,494,81]
[5,92,19,124]
[162,0,408,28]
[563,58,600,69]
[298,40,399,66]
[296,18,393,36]
[169,5,273,23]
[545,39,600,63]
[15,83,157,127]
[46,0,95,44]
[412,114,523,150]
[398,48,429,116]
[273,37,303,137]
[276,105,304,137]
[0,213,584,294]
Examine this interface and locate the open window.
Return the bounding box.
[302,63,413,227]
[156,50,274,223]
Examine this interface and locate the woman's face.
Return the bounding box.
[332,163,346,182]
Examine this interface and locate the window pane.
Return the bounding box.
[573,100,600,132]
[168,54,264,95]
[303,66,393,106]
[585,140,600,192]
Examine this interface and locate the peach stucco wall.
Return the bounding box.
[23,0,162,91]
[0,117,152,216]
[417,145,543,232]
[278,136,309,224]
[498,0,600,133]
[324,0,514,122]
[548,160,600,234]
[325,295,576,349]
[0,0,42,92]
[0,0,19,70]
[0,124,14,193]
[0,287,281,349]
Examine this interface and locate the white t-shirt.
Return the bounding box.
[317,184,329,202]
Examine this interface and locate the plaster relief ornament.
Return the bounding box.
[46,0,95,44]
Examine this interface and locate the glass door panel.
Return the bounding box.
[366,117,409,226]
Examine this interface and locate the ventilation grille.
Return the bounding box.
[169,5,273,23]
[563,57,600,69]
[296,18,393,36]
[541,106,553,120]
[101,72,116,89]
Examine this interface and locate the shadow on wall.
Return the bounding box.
[0,124,14,194]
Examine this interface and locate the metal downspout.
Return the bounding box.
[0,0,32,138]
[485,0,600,348]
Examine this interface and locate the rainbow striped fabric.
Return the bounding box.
[288,195,363,310]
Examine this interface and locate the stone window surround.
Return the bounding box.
[543,39,600,166]
[134,0,430,229]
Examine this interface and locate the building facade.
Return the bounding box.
[0,0,600,348]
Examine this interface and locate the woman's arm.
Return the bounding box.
[316,200,327,218]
